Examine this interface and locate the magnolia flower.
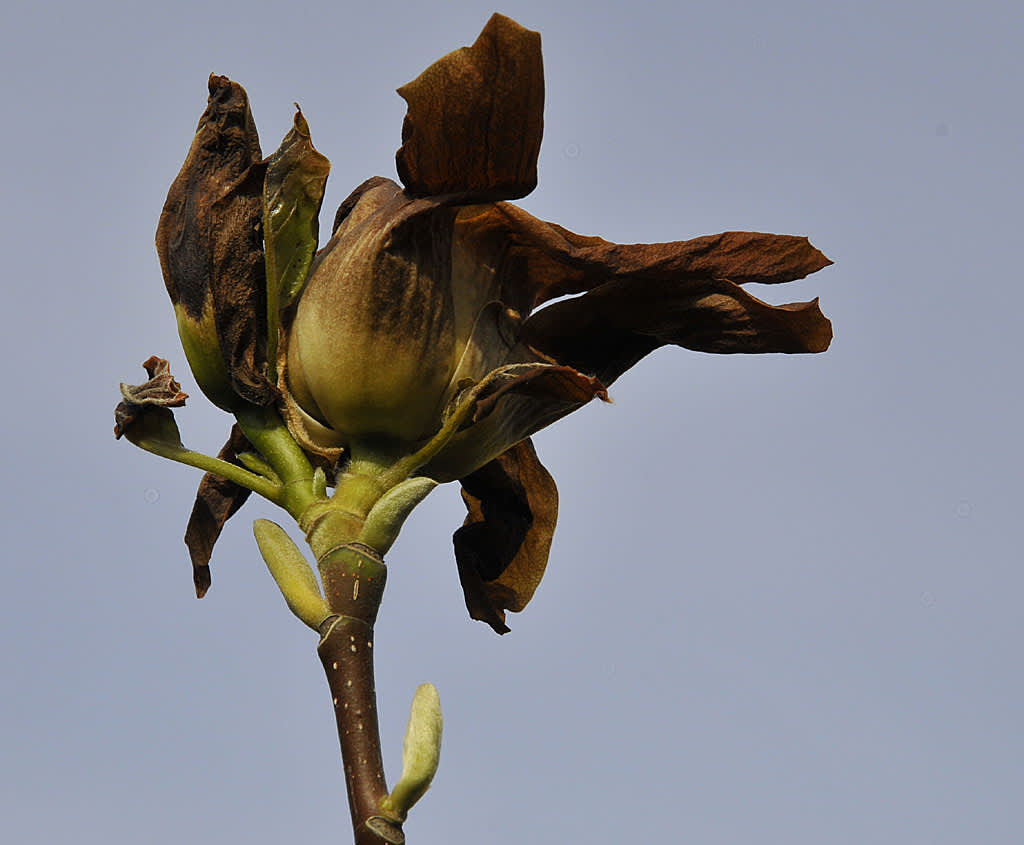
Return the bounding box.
[283,14,832,631]
[124,15,838,841]
[152,13,832,633]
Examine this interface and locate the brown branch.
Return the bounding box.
[317,544,405,845]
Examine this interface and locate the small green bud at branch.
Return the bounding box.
[253,519,330,630]
[380,683,443,823]
[359,478,438,555]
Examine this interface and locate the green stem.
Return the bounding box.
[235,405,318,518]
[316,441,406,548]
[132,438,280,501]
[369,368,519,491]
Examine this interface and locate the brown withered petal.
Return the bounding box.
[531,227,833,305]
[522,279,831,386]
[156,74,275,407]
[451,203,832,309]
[114,356,188,439]
[184,424,252,597]
[453,439,557,634]
[396,13,543,202]
[444,204,832,386]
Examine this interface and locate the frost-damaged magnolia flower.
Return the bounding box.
[281,14,832,631]
[119,12,835,842]
[142,12,834,633]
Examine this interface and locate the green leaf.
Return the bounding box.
[263,108,330,380]
[380,683,443,822]
[359,477,438,554]
[253,519,330,630]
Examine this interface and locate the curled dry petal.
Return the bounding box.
[118,356,188,410]
[453,439,557,633]
[156,74,274,410]
[114,356,188,440]
[184,424,252,597]
[396,13,543,202]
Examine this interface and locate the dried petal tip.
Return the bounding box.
[114,356,188,439]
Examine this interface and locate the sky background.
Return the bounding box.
[2,0,1022,842]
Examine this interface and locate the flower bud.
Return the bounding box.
[285,179,458,445]
[156,74,273,411]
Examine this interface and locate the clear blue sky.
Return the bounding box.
[2,1,1022,842]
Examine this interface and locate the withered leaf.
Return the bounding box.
[114,356,188,441]
[156,74,275,408]
[453,439,557,633]
[396,13,543,201]
[184,424,252,597]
